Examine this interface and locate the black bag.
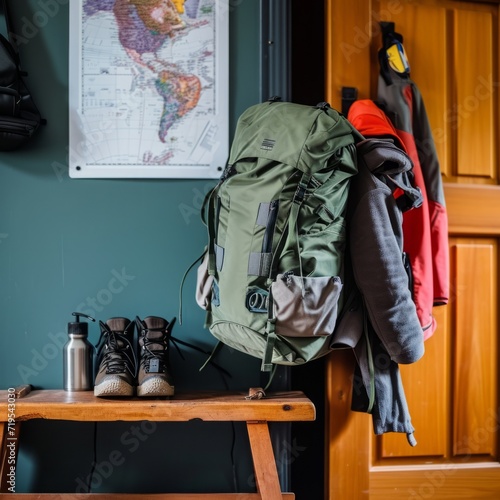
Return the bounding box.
[0,0,44,151]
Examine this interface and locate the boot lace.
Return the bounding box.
[96,323,137,377]
[139,334,170,373]
[136,318,173,374]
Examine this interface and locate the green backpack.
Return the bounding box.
[195,99,360,372]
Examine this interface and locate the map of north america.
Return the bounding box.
[79,0,223,170]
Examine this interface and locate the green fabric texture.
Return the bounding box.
[200,100,359,371]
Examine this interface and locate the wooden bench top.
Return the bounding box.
[0,389,315,423]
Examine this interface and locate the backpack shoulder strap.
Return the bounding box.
[267,171,311,284]
[204,163,235,275]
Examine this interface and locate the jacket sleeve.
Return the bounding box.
[349,164,424,364]
[352,328,417,445]
[411,83,450,305]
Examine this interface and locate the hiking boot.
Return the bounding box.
[94,318,137,397]
[135,316,175,397]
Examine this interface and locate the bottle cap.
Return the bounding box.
[68,312,95,336]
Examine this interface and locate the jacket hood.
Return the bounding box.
[357,138,423,212]
[348,99,406,152]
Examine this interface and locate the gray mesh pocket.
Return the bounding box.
[271,274,342,337]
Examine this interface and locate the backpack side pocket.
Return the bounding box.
[195,251,214,310]
[271,274,342,337]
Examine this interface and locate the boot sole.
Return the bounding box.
[94,375,134,397]
[137,377,175,397]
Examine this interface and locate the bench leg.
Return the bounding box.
[246,422,283,500]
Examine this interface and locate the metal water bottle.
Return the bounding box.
[63,312,95,391]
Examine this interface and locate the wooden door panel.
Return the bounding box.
[445,184,500,234]
[453,239,498,458]
[454,9,496,178]
[370,466,500,499]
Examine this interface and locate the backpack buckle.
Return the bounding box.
[267,96,282,104]
[315,101,331,111]
[294,183,307,203]
[220,164,236,181]
[246,288,269,313]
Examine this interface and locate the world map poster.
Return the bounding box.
[69,0,229,178]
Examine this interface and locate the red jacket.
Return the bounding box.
[348,98,449,339]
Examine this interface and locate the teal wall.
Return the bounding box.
[0,0,265,493]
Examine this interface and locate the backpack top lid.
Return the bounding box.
[229,100,357,174]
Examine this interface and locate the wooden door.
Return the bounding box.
[325,0,500,498]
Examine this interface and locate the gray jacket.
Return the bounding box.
[333,138,424,445]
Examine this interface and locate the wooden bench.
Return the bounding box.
[0,386,315,499]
